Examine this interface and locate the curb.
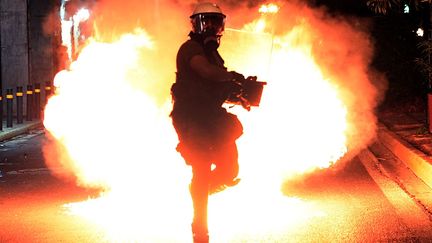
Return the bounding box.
[377,123,432,189]
[358,148,432,223]
[0,121,43,142]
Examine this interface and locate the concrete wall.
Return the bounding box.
[0,0,60,117]
[28,0,61,85]
[0,0,29,89]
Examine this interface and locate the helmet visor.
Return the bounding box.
[194,13,225,36]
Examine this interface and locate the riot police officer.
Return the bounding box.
[170,2,245,243]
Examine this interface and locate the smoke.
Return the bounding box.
[40,0,388,240]
[226,1,386,163]
[218,1,386,196]
[49,0,384,173]
[287,3,387,161]
[43,0,386,179]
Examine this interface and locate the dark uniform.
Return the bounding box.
[170,31,243,243]
[171,32,243,188]
[170,3,245,242]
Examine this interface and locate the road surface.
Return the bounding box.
[1,129,432,242]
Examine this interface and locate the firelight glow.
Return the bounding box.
[42,1,378,242]
[259,3,280,14]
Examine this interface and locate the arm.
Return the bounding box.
[189,54,233,82]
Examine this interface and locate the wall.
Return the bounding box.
[28,0,61,85]
[0,0,29,90]
[0,0,60,118]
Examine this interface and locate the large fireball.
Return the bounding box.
[43,1,382,241]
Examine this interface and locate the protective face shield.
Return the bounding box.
[190,2,226,37]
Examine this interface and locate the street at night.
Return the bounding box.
[2,0,432,242]
[1,128,432,242]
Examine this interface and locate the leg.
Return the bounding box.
[190,161,211,243]
[175,140,212,242]
[171,110,213,242]
[209,142,240,194]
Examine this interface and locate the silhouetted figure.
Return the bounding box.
[170,2,246,243]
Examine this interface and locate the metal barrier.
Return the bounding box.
[6,89,13,127]
[16,86,23,124]
[0,91,3,131]
[44,81,52,106]
[26,85,33,121]
[34,83,41,119]
[0,82,53,130]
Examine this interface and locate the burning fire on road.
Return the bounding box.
[43,0,383,241]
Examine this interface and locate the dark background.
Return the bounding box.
[311,0,429,113]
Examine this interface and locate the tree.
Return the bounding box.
[366,0,428,113]
[366,0,421,15]
[368,0,432,132]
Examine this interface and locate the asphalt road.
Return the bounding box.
[1,129,432,242]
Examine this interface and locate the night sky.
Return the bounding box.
[311,0,371,16]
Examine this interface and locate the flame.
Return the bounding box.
[244,3,279,33]
[61,6,92,62]
[73,8,90,23]
[45,29,194,241]
[259,3,280,14]
[43,1,379,241]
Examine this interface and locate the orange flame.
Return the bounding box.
[43,1,380,241]
[259,3,280,14]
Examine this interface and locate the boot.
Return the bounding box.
[193,232,209,243]
[209,178,241,195]
[192,223,209,243]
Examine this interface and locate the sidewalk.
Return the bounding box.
[0,120,43,142]
[378,111,432,189]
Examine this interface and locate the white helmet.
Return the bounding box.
[190,2,226,36]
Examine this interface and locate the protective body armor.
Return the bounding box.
[170,33,243,154]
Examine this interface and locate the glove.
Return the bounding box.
[229,71,245,83]
[227,80,243,96]
[246,76,257,82]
